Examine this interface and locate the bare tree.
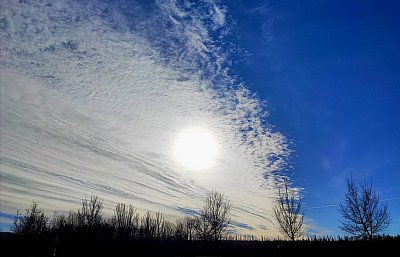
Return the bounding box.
[339,177,391,240]
[185,217,196,240]
[140,211,157,240]
[11,201,49,235]
[76,196,104,235]
[273,180,304,241]
[51,211,78,237]
[195,190,231,241]
[175,217,196,240]
[153,211,165,239]
[111,203,139,238]
[51,212,68,232]
[174,218,188,240]
[160,220,175,240]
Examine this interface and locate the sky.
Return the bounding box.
[227,0,400,235]
[0,0,399,237]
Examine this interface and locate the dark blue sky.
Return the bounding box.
[228,0,400,235]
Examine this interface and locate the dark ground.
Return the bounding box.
[1,232,398,257]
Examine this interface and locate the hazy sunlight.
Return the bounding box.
[174,127,218,170]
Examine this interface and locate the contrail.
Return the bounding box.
[380,196,400,202]
[305,204,339,210]
[305,196,399,210]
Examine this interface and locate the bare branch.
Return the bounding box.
[273,180,304,240]
[339,177,391,240]
[195,190,231,241]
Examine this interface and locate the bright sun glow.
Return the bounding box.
[174,127,218,170]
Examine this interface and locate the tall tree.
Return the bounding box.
[77,196,104,227]
[195,190,231,241]
[111,203,139,238]
[76,195,105,236]
[11,201,49,235]
[273,180,304,240]
[339,177,391,240]
[140,211,157,240]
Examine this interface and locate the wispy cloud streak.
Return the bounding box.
[0,0,289,236]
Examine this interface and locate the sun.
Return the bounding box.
[174,127,218,170]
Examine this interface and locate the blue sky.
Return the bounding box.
[227,0,400,235]
[0,0,399,237]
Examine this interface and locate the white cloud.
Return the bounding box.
[0,0,289,237]
[304,217,335,238]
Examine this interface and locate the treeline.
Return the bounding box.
[10,192,231,242]
[1,193,399,256]
[3,192,233,256]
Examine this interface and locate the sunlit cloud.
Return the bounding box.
[174,127,219,171]
[0,0,289,236]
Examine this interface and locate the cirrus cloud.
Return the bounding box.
[0,0,289,236]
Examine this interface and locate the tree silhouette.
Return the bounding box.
[74,195,106,238]
[77,196,104,227]
[51,211,78,237]
[339,177,391,240]
[111,203,139,239]
[11,201,49,235]
[273,180,304,241]
[195,190,231,241]
[175,217,196,240]
[4,194,399,257]
[140,211,157,240]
